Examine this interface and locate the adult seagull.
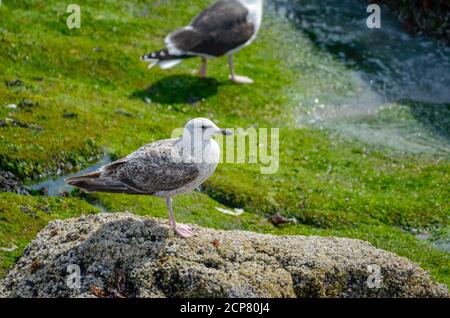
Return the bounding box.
[141,0,264,84]
[66,118,232,238]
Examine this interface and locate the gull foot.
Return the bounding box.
[229,75,254,84]
[191,70,207,78]
[173,224,195,238]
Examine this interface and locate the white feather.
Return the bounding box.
[146,59,159,69]
[226,0,264,55]
[164,27,193,56]
[159,59,183,69]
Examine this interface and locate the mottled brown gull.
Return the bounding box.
[66,118,232,238]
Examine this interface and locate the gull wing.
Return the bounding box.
[67,139,199,195]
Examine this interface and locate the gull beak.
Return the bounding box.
[220,129,233,136]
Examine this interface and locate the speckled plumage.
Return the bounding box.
[66,118,229,238]
[66,138,205,195]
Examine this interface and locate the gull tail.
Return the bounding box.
[65,172,131,194]
[140,48,188,70]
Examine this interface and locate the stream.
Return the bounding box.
[27,155,112,196]
[271,0,450,155]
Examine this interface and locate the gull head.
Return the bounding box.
[184,118,232,141]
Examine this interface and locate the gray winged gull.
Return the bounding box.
[140,0,263,84]
[66,118,232,238]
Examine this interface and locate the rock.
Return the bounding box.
[114,109,134,117]
[63,112,78,119]
[6,79,24,88]
[37,186,48,196]
[0,170,30,195]
[0,118,42,130]
[18,99,38,108]
[0,213,447,298]
[375,0,450,43]
[20,206,36,218]
[268,214,296,226]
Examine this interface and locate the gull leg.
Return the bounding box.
[166,196,175,228]
[199,57,208,77]
[228,55,253,84]
[166,196,194,238]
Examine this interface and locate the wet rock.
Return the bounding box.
[37,187,48,196]
[375,0,450,43]
[0,170,29,195]
[0,118,42,130]
[63,112,78,119]
[268,214,296,226]
[59,190,70,197]
[37,205,51,214]
[0,213,447,298]
[6,79,24,88]
[20,206,36,218]
[9,119,30,128]
[114,109,134,117]
[18,99,38,108]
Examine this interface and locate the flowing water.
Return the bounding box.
[271,0,450,155]
[27,155,112,196]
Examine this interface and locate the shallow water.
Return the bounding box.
[272,0,450,102]
[433,239,450,254]
[27,155,112,196]
[271,0,450,154]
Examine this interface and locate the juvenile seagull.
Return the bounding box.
[141,0,264,84]
[66,118,232,238]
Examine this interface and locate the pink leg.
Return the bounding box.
[166,196,194,238]
[199,57,207,77]
[228,55,254,84]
